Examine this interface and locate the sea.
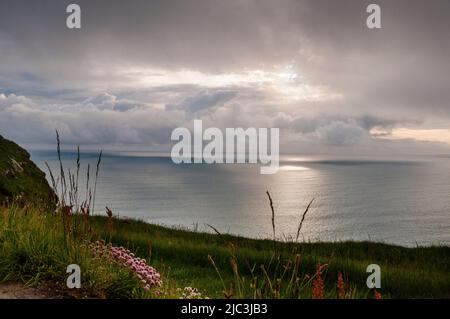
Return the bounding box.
[30,150,450,247]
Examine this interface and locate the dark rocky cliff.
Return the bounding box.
[0,135,57,210]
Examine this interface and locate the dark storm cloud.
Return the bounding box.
[0,0,302,74]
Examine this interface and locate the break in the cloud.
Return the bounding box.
[0,0,449,155]
[166,90,237,116]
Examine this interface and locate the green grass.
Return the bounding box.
[1,206,449,299]
[89,216,450,298]
[0,206,145,298]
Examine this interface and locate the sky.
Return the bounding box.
[0,0,449,155]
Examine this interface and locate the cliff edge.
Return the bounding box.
[0,135,57,210]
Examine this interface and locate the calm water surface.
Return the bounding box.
[31,151,450,247]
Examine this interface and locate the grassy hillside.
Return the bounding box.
[0,136,56,209]
[0,206,449,299]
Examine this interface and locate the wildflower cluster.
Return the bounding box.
[311,263,328,299]
[337,271,345,299]
[374,289,382,299]
[91,241,162,291]
[177,287,207,299]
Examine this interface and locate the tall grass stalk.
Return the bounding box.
[266,191,275,241]
[91,151,102,215]
[296,198,314,242]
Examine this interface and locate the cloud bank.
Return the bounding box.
[0,0,449,155]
